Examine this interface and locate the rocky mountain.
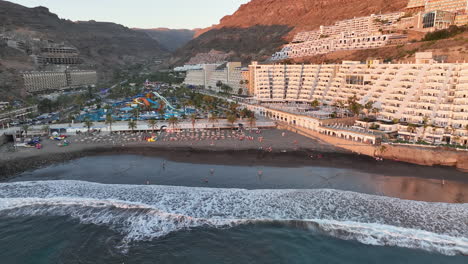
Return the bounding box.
[169,25,292,65]
[0,0,168,99]
[135,28,195,52]
[172,0,408,65]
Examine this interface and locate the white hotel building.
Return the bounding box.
[184,62,248,94]
[248,54,468,143]
[271,12,406,61]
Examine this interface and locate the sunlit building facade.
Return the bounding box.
[249,55,468,138]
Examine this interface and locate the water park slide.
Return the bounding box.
[151,92,176,110]
[140,98,151,107]
[132,92,175,110]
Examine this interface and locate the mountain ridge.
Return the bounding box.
[173,0,409,65]
[134,28,196,52]
[0,0,168,100]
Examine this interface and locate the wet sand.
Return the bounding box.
[1,129,466,183]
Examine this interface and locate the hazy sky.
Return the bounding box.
[7,0,251,29]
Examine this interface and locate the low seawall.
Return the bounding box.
[279,123,468,172]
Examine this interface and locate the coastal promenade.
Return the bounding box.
[278,122,468,172]
[0,118,276,136]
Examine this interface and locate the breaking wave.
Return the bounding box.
[0,180,467,256]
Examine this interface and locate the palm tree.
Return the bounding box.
[158,108,166,118]
[422,116,430,140]
[229,102,240,116]
[168,116,179,130]
[216,80,223,91]
[347,96,363,117]
[336,100,346,117]
[131,108,139,123]
[21,125,30,138]
[364,101,374,118]
[227,114,238,129]
[310,99,320,109]
[371,107,380,118]
[248,115,257,130]
[105,113,114,133]
[68,114,75,127]
[41,125,50,136]
[180,98,188,113]
[240,108,250,119]
[190,113,197,131]
[128,119,137,133]
[407,124,417,142]
[83,119,93,134]
[465,124,468,145]
[407,124,417,133]
[208,113,219,128]
[147,118,158,133]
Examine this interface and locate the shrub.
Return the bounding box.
[422,25,467,42]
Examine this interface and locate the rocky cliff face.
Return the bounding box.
[169,25,292,65]
[135,28,195,52]
[215,0,407,32]
[0,1,167,59]
[174,0,408,65]
[0,0,168,99]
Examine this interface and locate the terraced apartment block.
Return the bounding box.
[250,54,468,135]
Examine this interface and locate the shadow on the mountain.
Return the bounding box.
[170,25,293,65]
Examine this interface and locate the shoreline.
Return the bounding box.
[2,144,468,183]
[1,128,467,181]
[279,123,468,172]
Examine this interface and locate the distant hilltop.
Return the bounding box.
[134,28,196,52]
[0,0,168,100]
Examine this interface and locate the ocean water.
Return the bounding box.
[1,155,467,263]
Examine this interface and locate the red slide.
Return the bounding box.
[140,98,151,107]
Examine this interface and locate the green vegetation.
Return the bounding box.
[226,114,238,129]
[209,113,219,127]
[347,95,363,116]
[248,116,257,129]
[190,113,197,130]
[220,84,233,94]
[107,85,142,99]
[36,89,99,113]
[128,119,137,132]
[310,99,320,108]
[374,18,389,25]
[422,25,467,42]
[128,71,185,86]
[147,119,158,132]
[105,113,114,133]
[168,116,179,129]
[83,119,94,134]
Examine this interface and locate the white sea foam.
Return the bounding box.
[0,180,467,255]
